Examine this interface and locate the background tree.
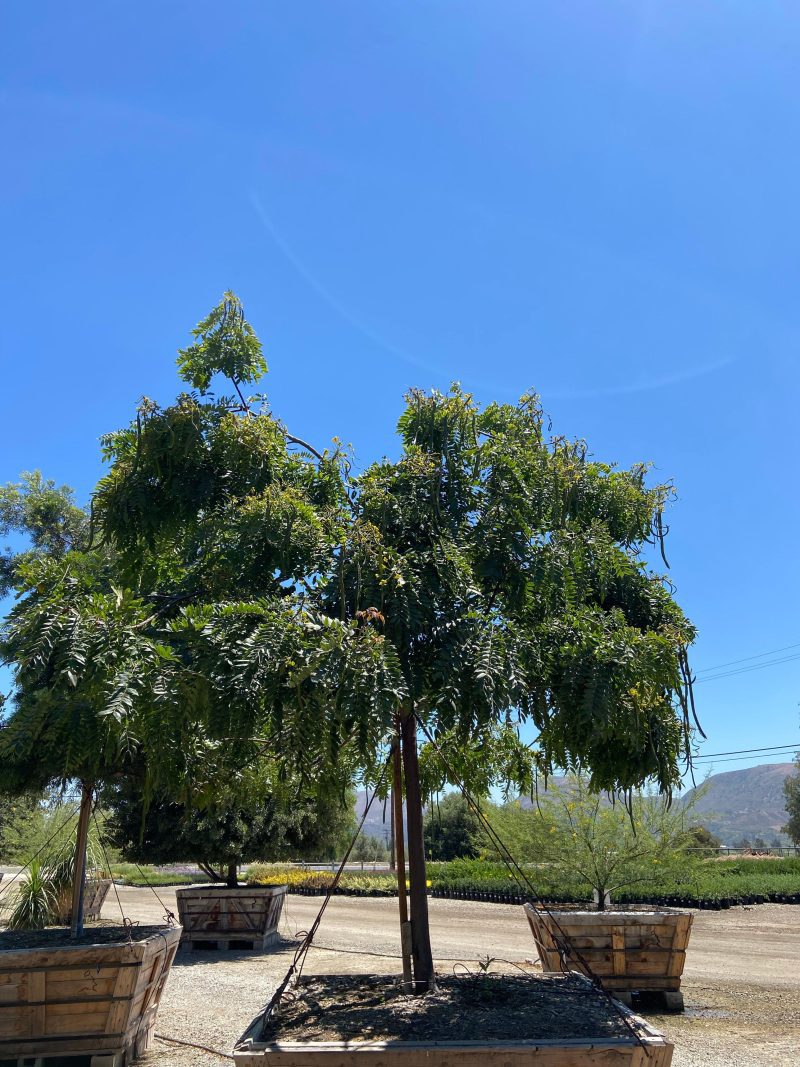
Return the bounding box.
[91,292,698,992]
[480,775,703,909]
[0,792,45,863]
[103,766,356,885]
[352,833,389,865]
[686,825,722,855]
[424,792,479,861]
[0,471,87,598]
[783,754,800,845]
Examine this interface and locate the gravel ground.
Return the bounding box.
[4,876,799,1065]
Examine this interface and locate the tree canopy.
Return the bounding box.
[87,293,696,801]
[103,766,356,884]
[1,292,699,981]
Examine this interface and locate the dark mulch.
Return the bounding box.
[262,974,641,1043]
[0,923,172,950]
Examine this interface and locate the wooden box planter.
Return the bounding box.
[524,904,693,1010]
[83,877,113,922]
[0,924,181,1065]
[175,883,287,952]
[234,973,673,1067]
[52,877,113,925]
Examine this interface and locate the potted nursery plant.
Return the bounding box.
[5,828,113,929]
[103,760,355,951]
[0,472,181,1063]
[487,774,697,1009]
[87,293,699,1064]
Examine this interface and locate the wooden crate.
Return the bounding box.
[52,878,113,926]
[234,974,673,1066]
[0,925,181,1063]
[524,905,692,1007]
[175,884,287,951]
[84,879,113,922]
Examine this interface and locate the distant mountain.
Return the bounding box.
[355,789,396,843]
[354,762,797,847]
[681,762,795,845]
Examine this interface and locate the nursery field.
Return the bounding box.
[96,884,800,1067]
[105,855,800,909]
[240,856,800,908]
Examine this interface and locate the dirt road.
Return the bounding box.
[39,886,800,1065]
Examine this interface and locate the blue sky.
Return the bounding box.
[1,2,799,779]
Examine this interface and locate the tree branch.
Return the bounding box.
[283,431,324,462]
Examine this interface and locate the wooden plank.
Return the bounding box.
[0,974,24,1004]
[104,953,139,1036]
[0,944,146,971]
[46,1010,109,1035]
[233,1039,672,1067]
[0,1012,27,1039]
[611,930,626,977]
[27,970,46,1039]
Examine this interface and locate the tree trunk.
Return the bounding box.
[70,783,93,939]
[401,713,435,992]
[392,741,412,990]
[226,861,239,888]
[388,787,396,871]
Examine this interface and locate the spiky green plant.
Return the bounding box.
[4,859,56,930]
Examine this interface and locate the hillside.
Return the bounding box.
[355,763,798,847]
[681,762,795,845]
[354,790,396,843]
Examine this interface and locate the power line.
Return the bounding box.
[695,640,800,675]
[694,742,800,758]
[693,651,800,684]
[693,750,797,766]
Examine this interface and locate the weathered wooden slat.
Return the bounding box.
[233,1037,673,1067]
[524,904,693,1001]
[176,885,287,952]
[0,925,181,1060]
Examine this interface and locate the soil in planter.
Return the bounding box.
[0,923,173,950]
[261,974,639,1043]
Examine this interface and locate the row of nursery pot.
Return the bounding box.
[247,878,800,909]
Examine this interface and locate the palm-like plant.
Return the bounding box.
[4,860,56,931]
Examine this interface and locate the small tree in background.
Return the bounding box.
[0,793,44,863]
[783,753,800,845]
[103,765,356,885]
[481,775,704,909]
[686,825,722,855]
[352,833,389,865]
[424,793,479,861]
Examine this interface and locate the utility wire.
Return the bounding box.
[694,742,800,758]
[695,640,800,675]
[694,652,800,684]
[692,750,797,766]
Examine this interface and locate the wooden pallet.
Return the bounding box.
[179,929,280,953]
[614,989,685,1012]
[1,1038,139,1065]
